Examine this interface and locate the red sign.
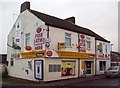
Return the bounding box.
[46,51,53,56]
[78,34,86,52]
[34,28,43,50]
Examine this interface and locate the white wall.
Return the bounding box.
[49,26,78,52]
[44,58,78,81]
[96,59,111,75]
[96,40,111,58]
[7,10,47,81]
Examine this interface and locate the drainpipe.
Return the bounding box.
[95,40,97,76]
[78,34,80,78]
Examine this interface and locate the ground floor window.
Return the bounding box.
[10,58,14,66]
[99,61,106,71]
[61,61,76,76]
[49,64,61,72]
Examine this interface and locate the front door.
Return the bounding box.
[85,61,92,75]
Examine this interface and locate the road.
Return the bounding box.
[1,76,120,87]
[67,77,120,86]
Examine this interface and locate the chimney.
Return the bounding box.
[20,1,30,13]
[65,16,75,24]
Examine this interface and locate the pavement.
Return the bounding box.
[38,75,105,86]
[2,75,105,87]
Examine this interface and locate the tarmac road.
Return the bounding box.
[68,76,120,86]
[1,75,120,87]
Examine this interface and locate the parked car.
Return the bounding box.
[104,66,120,78]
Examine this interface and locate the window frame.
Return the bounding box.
[86,37,91,50]
[65,33,71,47]
[49,64,61,72]
[25,33,30,46]
[99,61,106,71]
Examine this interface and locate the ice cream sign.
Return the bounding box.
[34,27,43,50]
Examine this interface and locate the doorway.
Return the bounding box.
[85,61,92,75]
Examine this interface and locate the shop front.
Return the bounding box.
[19,50,95,82]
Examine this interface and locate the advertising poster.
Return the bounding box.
[34,27,43,50]
[78,34,86,52]
[34,60,43,80]
[61,61,75,76]
[15,21,22,46]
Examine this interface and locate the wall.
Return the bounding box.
[49,26,78,52]
[96,59,110,75]
[7,10,47,81]
[96,40,111,59]
[44,58,78,81]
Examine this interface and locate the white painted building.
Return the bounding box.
[95,40,111,75]
[7,2,111,82]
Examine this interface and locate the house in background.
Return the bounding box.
[111,51,120,62]
[7,1,111,82]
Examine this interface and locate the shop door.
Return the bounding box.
[85,61,92,75]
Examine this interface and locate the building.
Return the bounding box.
[111,51,120,62]
[95,40,111,75]
[7,2,110,82]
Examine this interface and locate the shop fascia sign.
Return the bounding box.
[20,50,95,59]
[46,50,95,59]
[21,50,46,58]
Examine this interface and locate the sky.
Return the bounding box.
[0,0,119,54]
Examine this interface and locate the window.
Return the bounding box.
[99,61,106,71]
[105,44,107,54]
[10,58,14,66]
[25,33,30,46]
[86,37,91,49]
[12,37,15,47]
[61,61,76,76]
[65,33,71,47]
[49,65,61,72]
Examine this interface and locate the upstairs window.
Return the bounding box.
[86,37,91,49]
[65,33,71,47]
[25,33,30,46]
[105,44,107,54]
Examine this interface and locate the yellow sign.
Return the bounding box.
[58,42,66,48]
[55,51,94,59]
[21,50,46,58]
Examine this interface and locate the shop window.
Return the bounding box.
[10,58,14,66]
[99,61,106,71]
[25,33,30,46]
[49,65,61,72]
[61,61,76,76]
[86,37,91,49]
[65,33,71,47]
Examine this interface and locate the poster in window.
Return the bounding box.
[61,61,75,76]
[34,60,43,80]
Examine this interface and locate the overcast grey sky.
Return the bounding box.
[0,0,119,54]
